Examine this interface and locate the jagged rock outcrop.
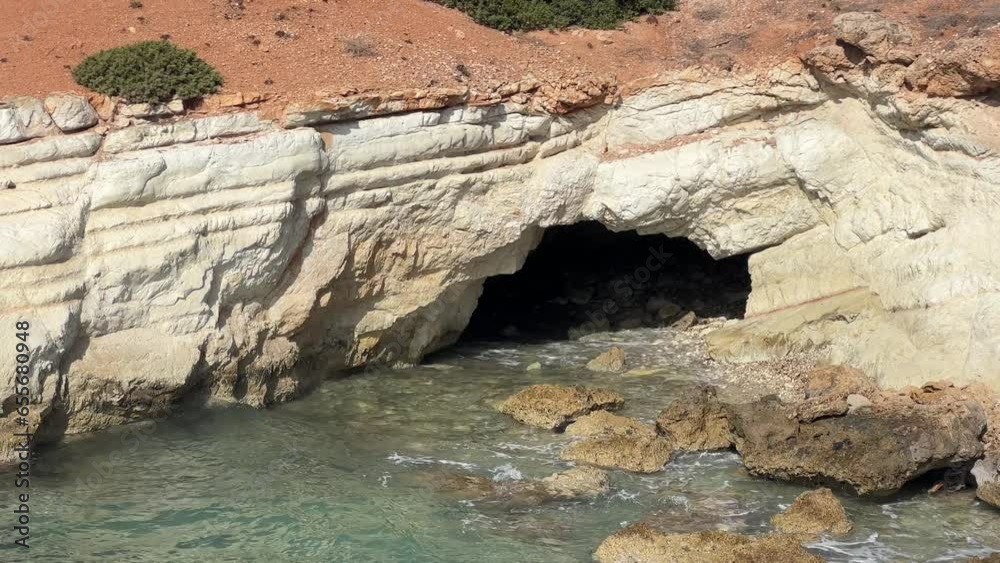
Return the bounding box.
[726,391,986,495]
[1,13,999,462]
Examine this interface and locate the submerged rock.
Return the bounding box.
[594,525,823,563]
[565,410,657,438]
[497,384,624,430]
[586,346,627,373]
[655,385,732,451]
[726,391,986,495]
[771,488,853,538]
[540,466,611,498]
[972,454,1000,509]
[425,466,610,506]
[561,434,672,473]
[642,492,752,534]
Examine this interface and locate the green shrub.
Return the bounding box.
[71,41,223,103]
[434,0,676,31]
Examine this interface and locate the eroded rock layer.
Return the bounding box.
[1,14,998,461]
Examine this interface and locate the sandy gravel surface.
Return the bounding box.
[1,0,996,103]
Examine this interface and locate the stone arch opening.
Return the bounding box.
[461,222,752,343]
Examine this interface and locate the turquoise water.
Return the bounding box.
[6,329,1000,562]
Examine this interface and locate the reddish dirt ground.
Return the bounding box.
[1,0,997,103]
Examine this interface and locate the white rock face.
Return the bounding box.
[8,97,57,138]
[0,56,998,461]
[44,94,99,132]
[0,105,27,145]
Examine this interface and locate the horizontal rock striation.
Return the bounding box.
[1,14,998,462]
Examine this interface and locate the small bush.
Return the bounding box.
[343,36,378,57]
[434,0,676,31]
[71,41,223,103]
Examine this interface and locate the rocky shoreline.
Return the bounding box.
[455,336,1000,561]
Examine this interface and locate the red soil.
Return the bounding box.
[1,0,997,103]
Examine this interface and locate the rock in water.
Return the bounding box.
[972,454,1000,509]
[726,393,986,495]
[565,410,657,438]
[497,384,624,430]
[540,466,610,498]
[771,488,853,537]
[561,435,672,473]
[670,311,697,331]
[656,385,732,450]
[586,346,627,373]
[594,525,823,563]
[423,466,610,506]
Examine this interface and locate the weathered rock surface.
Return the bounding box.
[497,384,624,430]
[794,365,880,422]
[2,15,1000,462]
[726,391,986,494]
[586,346,627,373]
[565,410,657,438]
[771,488,853,537]
[64,329,202,433]
[594,525,823,563]
[8,97,56,138]
[655,385,732,451]
[833,12,914,63]
[972,454,1000,509]
[44,94,99,132]
[0,104,27,144]
[560,434,672,473]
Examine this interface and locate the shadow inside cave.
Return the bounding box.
[459,222,752,344]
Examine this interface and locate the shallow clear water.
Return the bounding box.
[6,329,1000,562]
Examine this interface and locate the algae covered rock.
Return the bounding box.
[771,488,853,537]
[561,434,672,473]
[594,525,823,563]
[565,410,657,438]
[586,346,627,373]
[655,385,732,451]
[497,384,624,430]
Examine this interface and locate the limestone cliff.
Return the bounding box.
[1,14,998,462]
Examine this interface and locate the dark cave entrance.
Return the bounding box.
[461,222,752,343]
